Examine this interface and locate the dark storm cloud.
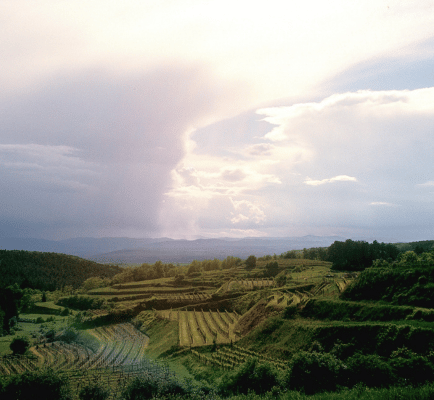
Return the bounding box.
[0,66,228,238]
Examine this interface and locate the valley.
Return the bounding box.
[1,241,434,399]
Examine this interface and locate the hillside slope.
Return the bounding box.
[0,250,122,290]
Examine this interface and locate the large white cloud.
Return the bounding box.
[2,1,434,102]
[163,87,434,240]
[2,1,434,239]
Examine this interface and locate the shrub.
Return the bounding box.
[10,337,30,355]
[122,373,185,400]
[219,358,280,395]
[245,255,257,270]
[283,306,298,319]
[60,307,70,316]
[275,274,287,287]
[56,295,105,310]
[285,351,345,394]
[79,383,109,400]
[45,329,56,342]
[173,274,185,286]
[2,369,71,400]
[264,261,279,277]
[389,349,434,386]
[346,353,395,388]
[58,327,78,344]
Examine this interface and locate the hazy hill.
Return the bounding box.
[0,235,346,263]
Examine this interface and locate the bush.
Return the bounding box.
[245,255,257,270]
[219,357,280,395]
[58,327,78,344]
[1,369,71,400]
[56,295,105,310]
[173,274,185,286]
[275,274,287,287]
[346,353,395,388]
[389,349,434,386]
[10,337,30,355]
[79,383,109,400]
[60,307,70,316]
[122,374,185,400]
[264,261,279,277]
[285,351,345,394]
[283,306,298,319]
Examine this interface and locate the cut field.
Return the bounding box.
[157,310,240,347]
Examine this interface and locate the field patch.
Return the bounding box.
[156,310,240,347]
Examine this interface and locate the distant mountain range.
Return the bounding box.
[0,235,347,263]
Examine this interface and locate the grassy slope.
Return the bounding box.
[132,311,194,379]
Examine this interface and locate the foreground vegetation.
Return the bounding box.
[2,239,434,398]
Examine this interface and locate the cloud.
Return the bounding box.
[304,175,358,186]
[244,143,276,157]
[3,2,434,103]
[2,2,434,240]
[370,202,398,207]
[163,87,434,239]
[417,181,434,187]
[230,199,266,224]
[0,66,247,238]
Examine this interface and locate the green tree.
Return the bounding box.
[245,255,257,270]
[10,337,30,355]
[282,250,298,259]
[0,285,23,333]
[265,261,279,277]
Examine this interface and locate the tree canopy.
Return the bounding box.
[328,239,399,271]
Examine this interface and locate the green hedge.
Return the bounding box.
[301,299,434,322]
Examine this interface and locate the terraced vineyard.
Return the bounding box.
[157,292,212,301]
[63,359,174,400]
[0,323,149,376]
[191,344,288,371]
[234,279,274,288]
[158,310,240,346]
[266,292,293,308]
[0,354,39,375]
[219,278,275,293]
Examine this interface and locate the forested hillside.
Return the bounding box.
[341,250,434,307]
[0,250,122,290]
[395,240,434,254]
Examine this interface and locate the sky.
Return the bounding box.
[1,1,434,242]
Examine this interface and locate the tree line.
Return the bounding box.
[281,239,400,271]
